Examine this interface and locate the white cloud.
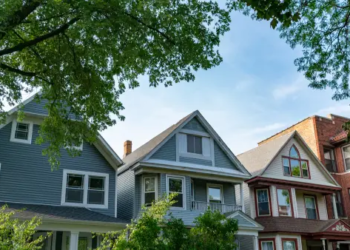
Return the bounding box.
[316,104,350,118]
[272,75,307,100]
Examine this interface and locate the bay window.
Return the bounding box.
[256,189,271,216]
[282,239,297,250]
[260,240,275,250]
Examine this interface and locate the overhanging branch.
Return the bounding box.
[0,63,37,77]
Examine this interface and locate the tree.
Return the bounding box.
[97,194,238,250]
[0,0,231,168]
[0,205,50,249]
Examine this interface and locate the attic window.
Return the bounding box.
[187,135,202,154]
[178,132,212,160]
[282,145,310,179]
[10,120,33,144]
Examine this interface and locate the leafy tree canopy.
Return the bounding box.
[0,0,231,167]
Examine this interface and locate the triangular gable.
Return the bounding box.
[325,220,350,233]
[226,210,264,230]
[143,111,251,176]
[261,131,339,187]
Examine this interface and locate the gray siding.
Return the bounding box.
[117,170,135,220]
[23,99,49,115]
[0,123,116,217]
[179,156,212,166]
[236,235,254,250]
[193,179,236,205]
[150,135,176,161]
[214,141,238,170]
[183,118,206,132]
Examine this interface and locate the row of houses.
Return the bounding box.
[0,95,350,250]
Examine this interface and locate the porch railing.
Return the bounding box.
[191,200,242,213]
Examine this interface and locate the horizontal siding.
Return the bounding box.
[214,141,238,170]
[183,118,206,132]
[117,170,135,220]
[0,123,116,217]
[179,156,212,166]
[295,190,328,220]
[23,98,49,115]
[150,135,176,161]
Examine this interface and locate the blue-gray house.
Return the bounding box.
[117,111,263,249]
[0,95,126,250]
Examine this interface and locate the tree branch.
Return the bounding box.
[0,17,80,56]
[0,0,42,40]
[0,63,37,77]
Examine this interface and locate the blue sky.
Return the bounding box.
[102,12,350,157]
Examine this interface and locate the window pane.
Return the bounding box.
[194,136,202,154]
[88,190,104,204]
[17,123,28,131]
[208,187,222,203]
[67,174,84,188]
[257,190,270,215]
[290,146,299,158]
[290,160,301,177]
[305,197,317,219]
[172,193,183,207]
[345,158,350,171]
[261,242,274,250]
[89,177,104,190]
[301,161,309,178]
[145,178,155,192]
[66,189,84,203]
[145,192,156,206]
[15,131,28,140]
[277,189,291,216]
[283,241,296,250]
[169,178,182,192]
[15,123,29,140]
[187,135,202,154]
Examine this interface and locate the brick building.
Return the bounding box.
[259,114,350,222]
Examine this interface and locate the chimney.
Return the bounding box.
[124,140,132,157]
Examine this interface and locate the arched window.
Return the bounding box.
[282,145,310,178]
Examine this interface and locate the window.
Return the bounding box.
[277,189,292,217]
[10,120,33,144]
[282,239,297,250]
[178,132,211,159]
[62,170,109,208]
[342,145,350,171]
[256,189,270,216]
[207,184,223,204]
[324,148,337,172]
[187,135,202,154]
[142,176,157,206]
[167,175,185,209]
[304,196,317,219]
[282,145,310,179]
[335,191,345,217]
[260,240,275,250]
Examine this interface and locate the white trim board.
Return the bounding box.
[166,174,186,210]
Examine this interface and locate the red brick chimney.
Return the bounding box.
[124,140,132,158]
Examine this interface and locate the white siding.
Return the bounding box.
[270,185,278,217]
[295,190,328,220]
[262,138,336,187]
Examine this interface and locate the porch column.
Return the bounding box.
[321,238,326,250]
[69,231,79,250]
[253,236,259,250]
[240,183,245,213]
[332,193,338,219]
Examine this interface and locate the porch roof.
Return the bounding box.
[0,202,128,225]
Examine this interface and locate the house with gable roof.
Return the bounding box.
[238,131,350,250]
[117,110,263,249]
[0,94,127,250]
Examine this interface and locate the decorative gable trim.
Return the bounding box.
[143,111,251,176]
[325,220,350,233]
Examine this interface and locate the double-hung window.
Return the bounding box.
[142,176,157,207]
[260,240,275,250]
[167,175,185,210]
[256,189,271,216]
[178,132,211,159]
[10,120,33,144]
[342,145,350,171]
[304,196,318,219]
[335,191,345,217]
[282,239,297,250]
[62,170,109,209]
[277,189,292,217]
[283,145,310,179]
[324,148,337,172]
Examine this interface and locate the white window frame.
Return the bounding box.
[206,183,224,204]
[260,240,275,250]
[141,175,158,205]
[166,175,186,210]
[61,169,109,209]
[10,120,33,144]
[342,144,350,172]
[177,130,214,161]
[256,188,271,217]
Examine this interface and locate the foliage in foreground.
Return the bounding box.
[97,194,239,250]
[0,205,50,250]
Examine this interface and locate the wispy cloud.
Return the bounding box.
[272,76,307,100]
[249,123,287,135]
[316,104,350,117]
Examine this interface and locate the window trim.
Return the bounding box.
[335,190,345,218]
[276,188,294,217]
[10,120,33,144]
[323,147,337,173]
[259,238,276,250]
[166,175,186,210]
[255,188,272,217]
[342,144,350,172]
[206,183,224,204]
[141,175,158,206]
[282,145,311,179]
[303,194,319,220]
[281,238,298,250]
[61,169,109,209]
[177,131,213,161]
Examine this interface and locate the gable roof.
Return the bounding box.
[1,93,123,169]
[238,131,340,186]
[119,110,251,176]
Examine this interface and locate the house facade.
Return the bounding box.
[238,131,350,250]
[259,115,350,226]
[117,111,264,249]
[0,96,126,250]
